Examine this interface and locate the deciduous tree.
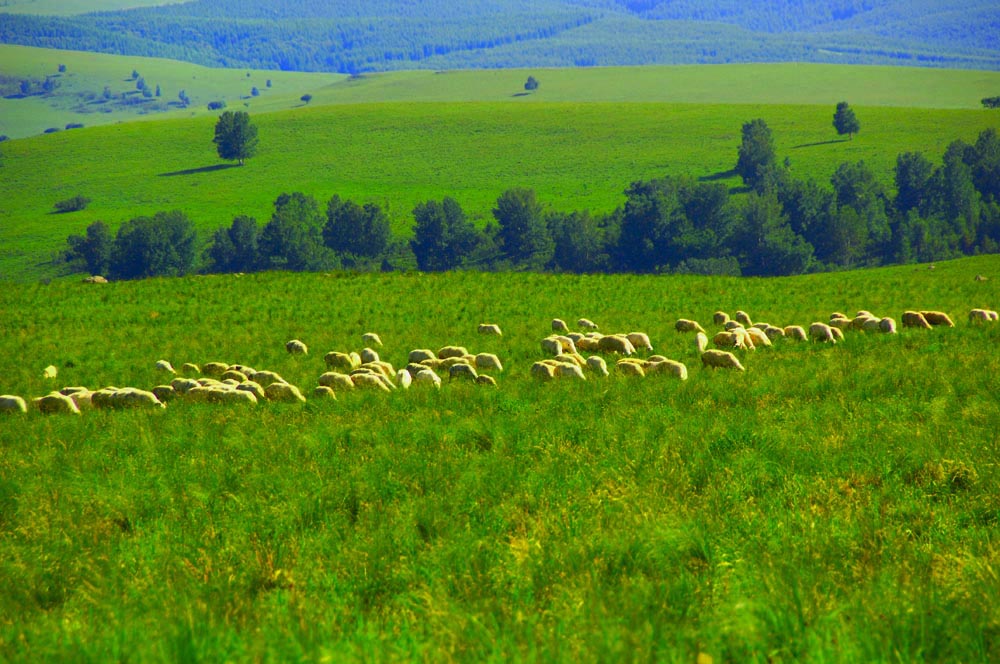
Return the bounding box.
[213,110,258,165]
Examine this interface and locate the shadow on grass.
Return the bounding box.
[511,92,531,97]
[159,163,239,177]
[792,139,849,149]
[699,168,737,182]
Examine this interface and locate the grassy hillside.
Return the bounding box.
[3,43,1000,139]
[1,257,998,661]
[0,44,343,139]
[1,98,997,281]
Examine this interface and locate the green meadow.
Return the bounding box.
[2,100,997,281]
[1,256,998,661]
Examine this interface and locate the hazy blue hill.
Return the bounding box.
[2,0,998,71]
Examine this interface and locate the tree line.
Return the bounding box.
[64,124,1000,281]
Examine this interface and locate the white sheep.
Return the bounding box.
[541,336,564,356]
[220,369,248,383]
[413,369,442,388]
[551,318,569,332]
[201,361,229,377]
[530,362,558,381]
[829,316,852,331]
[734,311,753,327]
[362,332,383,347]
[448,363,479,382]
[475,353,504,372]
[575,337,600,352]
[476,374,498,387]
[626,332,653,351]
[181,362,201,375]
[922,311,955,327]
[285,339,308,355]
[744,327,771,348]
[879,317,897,334]
[616,359,646,377]
[577,318,599,330]
[252,370,287,387]
[155,360,176,374]
[360,347,380,364]
[396,369,413,389]
[33,391,81,415]
[586,355,609,377]
[313,385,338,400]
[438,345,469,360]
[557,363,587,380]
[325,351,359,371]
[969,308,991,324]
[170,377,200,394]
[700,349,745,371]
[319,372,355,392]
[151,385,175,403]
[236,381,267,401]
[902,311,932,329]
[809,322,837,344]
[783,325,808,341]
[408,348,437,364]
[0,395,27,414]
[43,365,58,379]
[647,358,688,380]
[597,335,636,355]
[478,323,503,336]
[713,311,730,326]
[675,319,706,334]
[264,382,306,403]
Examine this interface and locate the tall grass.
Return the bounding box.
[1,256,998,661]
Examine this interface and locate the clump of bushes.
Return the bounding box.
[54,195,91,213]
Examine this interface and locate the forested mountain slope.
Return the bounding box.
[2,0,998,72]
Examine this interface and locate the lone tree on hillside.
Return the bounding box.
[735,118,777,189]
[833,101,860,140]
[524,75,539,92]
[213,110,258,166]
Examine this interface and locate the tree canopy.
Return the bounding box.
[833,101,861,140]
[213,110,258,165]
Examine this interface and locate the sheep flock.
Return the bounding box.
[1,304,996,417]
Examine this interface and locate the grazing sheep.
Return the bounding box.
[220,369,247,383]
[531,362,558,381]
[265,382,306,403]
[862,317,882,333]
[575,337,600,352]
[879,317,897,334]
[723,320,741,331]
[407,349,436,364]
[902,311,933,329]
[577,318,599,330]
[745,327,772,348]
[647,359,688,380]
[713,311,730,326]
[319,372,355,392]
[969,308,991,324]
[700,349,745,371]
[201,361,229,377]
[616,359,646,377]
[830,312,848,321]
[478,323,503,336]
[988,310,999,321]
[476,374,498,387]
[762,325,785,340]
[809,322,837,343]
[181,362,200,376]
[362,332,383,347]
[396,369,413,390]
[829,317,852,331]
[851,314,878,331]
[325,351,359,371]
[151,385,175,403]
[66,390,93,410]
[236,381,267,401]
[438,345,469,360]
[541,336,564,356]
[783,325,808,341]
[252,370,287,387]
[922,311,955,327]
[475,353,504,372]
[170,377,200,394]
[0,395,27,414]
[734,311,753,327]
[418,358,444,370]
[414,369,442,388]
[448,363,479,382]
[675,319,706,334]
[43,365,58,379]
[34,391,81,415]
[91,387,165,410]
[557,364,587,380]
[695,332,709,353]
[626,332,653,351]
[313,385,338,400]
[597,334,636,356]
[830,327,845,342]
[360,347,380,364]
[552,335,578,354]
[713,331,740,349]
[285,339,308,355]
[975,274,988,282]
[82,275,108,284]
[155,360,175,374]
[586,355,609,377]
[551,354,585,368]
[552,318,569,332]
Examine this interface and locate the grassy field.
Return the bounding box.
[1,98,997,281]
[1,256,998,661]
[3,43,1000,140]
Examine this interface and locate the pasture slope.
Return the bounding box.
[1,256,999,661]
[2,99,998,282]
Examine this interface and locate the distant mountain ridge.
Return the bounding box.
[2,0,998,71]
